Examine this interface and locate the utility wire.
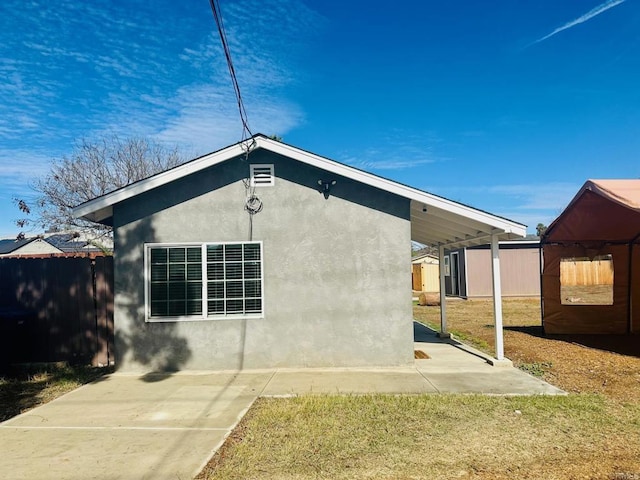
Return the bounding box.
[208,0,253,143]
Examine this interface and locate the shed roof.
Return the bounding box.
[73,134,526,248]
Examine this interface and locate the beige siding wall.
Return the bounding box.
[420,263,440,292]
[466,248,540,297]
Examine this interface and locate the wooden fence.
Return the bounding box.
[0,255,114,369]
[560,257,614,286]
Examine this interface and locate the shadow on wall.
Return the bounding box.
[114,217,192,375]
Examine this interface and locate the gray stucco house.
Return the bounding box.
[74,134,526,371]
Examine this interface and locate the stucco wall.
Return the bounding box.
[112,149,414,371]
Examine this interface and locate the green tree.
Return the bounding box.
[536,223,548,237]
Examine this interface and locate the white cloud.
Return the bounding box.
[339,131,445,171]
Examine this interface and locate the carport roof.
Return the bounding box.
[73,134,526,248]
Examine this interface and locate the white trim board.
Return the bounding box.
[73,134,526,248]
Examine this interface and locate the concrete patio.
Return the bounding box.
[0,323,563,480]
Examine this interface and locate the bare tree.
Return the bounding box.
[15,136,187,243]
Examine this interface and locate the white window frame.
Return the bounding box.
[144,241,264,322]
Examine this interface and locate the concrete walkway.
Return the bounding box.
[0,324,563,480]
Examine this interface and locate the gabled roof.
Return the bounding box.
[0,237,37,254]
[73,134,526,248]
[543,179,640,244]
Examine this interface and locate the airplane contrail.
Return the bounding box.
[531,0,626,45]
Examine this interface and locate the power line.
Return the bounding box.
[208,0,253,142]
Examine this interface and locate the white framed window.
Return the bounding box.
[145,242,264,322]
[250,164,274,187]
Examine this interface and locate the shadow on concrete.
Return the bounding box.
[505,325,640,359]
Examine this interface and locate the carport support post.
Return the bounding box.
[438,244,449,337]
[490,234,506,362]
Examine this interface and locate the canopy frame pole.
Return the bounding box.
[438,244,449,337]
[491,234,505,360]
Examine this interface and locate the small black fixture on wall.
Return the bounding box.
[318,179,337,199]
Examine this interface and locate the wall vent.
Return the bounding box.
[250,164,275,187]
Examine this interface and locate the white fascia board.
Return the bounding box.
[73,142,247,220]
[73,134,526,240]
[258,137,526,236]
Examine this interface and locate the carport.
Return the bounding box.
[407,194,526,362]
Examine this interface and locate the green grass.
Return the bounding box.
[519,361,554,377]
[199,394,640,480]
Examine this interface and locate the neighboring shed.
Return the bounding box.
[0,237,63,257]
[411,253,439,293]
[444,240,541,298]
[73,134,526,371]
[541,180,640,334]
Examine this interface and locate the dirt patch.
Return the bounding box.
[413,298,640,403]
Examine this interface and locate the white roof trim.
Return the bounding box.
[73,134,526,247]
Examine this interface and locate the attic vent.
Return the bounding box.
[250,164,274,187]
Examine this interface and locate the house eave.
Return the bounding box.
[72,134,527,245]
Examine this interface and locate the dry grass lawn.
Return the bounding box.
[413,298,640,402]
[199,298,640,480]
[0,364,110,422]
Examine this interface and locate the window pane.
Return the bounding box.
[225,244,242,262]
[169,301,186,316]
[560,255,614,305]
[186,247,201,263]
[168,282,186,300]
[187,263,202,281]
[186,282,202,300]
[226,263,243,279]
[169,248,185,263]
[244,262,260,279]
[207,282,224,299]
[245,280,261,298]
[151,283,168,301]
[207,245,223,262]
[245,298,261,313]
[151,264,167,282]
[226,281,244,298]
[208,300,224,314]
[207,263,224,280]
[244,243,260,261]
[226,299,243,313]
[150,248,167,264]
[169,263,185,281]
[151,301,168,317]
[186,300,202,315]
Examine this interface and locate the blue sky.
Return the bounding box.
[1,0,639,237]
